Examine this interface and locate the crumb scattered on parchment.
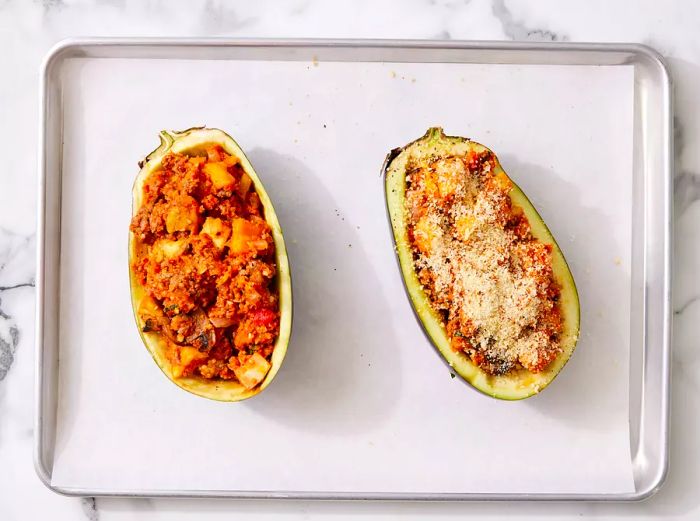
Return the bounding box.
[411,78,416,83]
[312,55,319,67]
[390,71,397,78]
[614,257,622,266]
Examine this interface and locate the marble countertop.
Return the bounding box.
[1,0,698,519]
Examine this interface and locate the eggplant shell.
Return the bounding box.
[383,128,580,400]
[129,127,292,401]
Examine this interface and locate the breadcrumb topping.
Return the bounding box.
[405,149,562,375]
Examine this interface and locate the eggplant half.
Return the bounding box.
[383,128,579,400]
[129,127,292,401]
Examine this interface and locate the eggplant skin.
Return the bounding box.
[129,128,292,402]
[383,128,580,400]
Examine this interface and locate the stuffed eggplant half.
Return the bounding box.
[384,128,579,400]
[129,128,291,401]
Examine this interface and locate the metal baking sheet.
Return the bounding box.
[35,38,672,500]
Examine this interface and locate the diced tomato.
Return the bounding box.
[252,308,277,327]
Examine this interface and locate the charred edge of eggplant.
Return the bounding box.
[380,147,403,178]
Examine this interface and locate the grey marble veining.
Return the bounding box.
[1,0,699,519]
[491,0,567,41]
[81,497,99,521]
[0,230,34,382]
[0,321,19,382]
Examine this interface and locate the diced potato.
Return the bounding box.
[223,154,239,167]
[413,216,439,255]
[230,218,263,254]
[437,176,458,197]
[180,346,207,366]
[423,170,439,198]
[200,217,231,249]
[206,146,222,162]
[165,200,198,234]
[232,352,271,389]
[153,239,187,261]
[434,157,463,197]
[455,215,477,241]
[204,162,235,190]
[188,156,206,168]
[494,171,512,192]
[237,172,252,198]
[138,295,162,317]
[172,346,208,378]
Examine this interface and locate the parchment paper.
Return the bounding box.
[51,57,635,494]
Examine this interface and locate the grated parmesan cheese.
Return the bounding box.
[405,152,562,375]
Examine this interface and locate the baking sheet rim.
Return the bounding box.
[34,37,673,501]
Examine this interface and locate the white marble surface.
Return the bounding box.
[0,0,698,519]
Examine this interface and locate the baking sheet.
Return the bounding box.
[50,57,635,494]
